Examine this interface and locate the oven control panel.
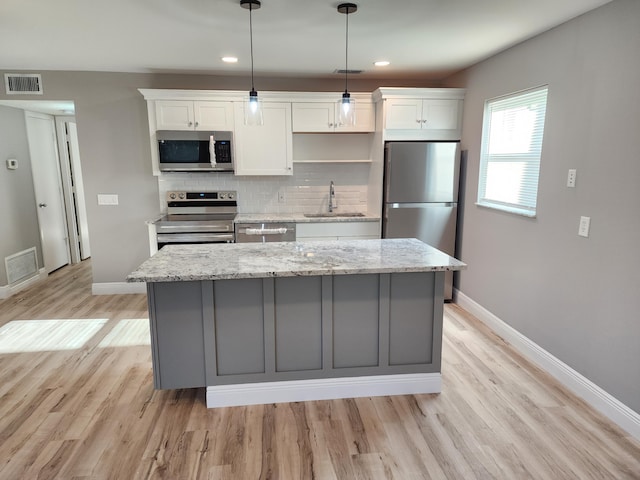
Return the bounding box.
[166,191,237,202]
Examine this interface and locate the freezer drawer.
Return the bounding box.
[383,203,457,256]
[383,203,457,300]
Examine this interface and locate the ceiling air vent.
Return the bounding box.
[334,69,363,74]
[4,73,43,95]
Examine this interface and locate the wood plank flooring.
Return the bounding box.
[1,260,639,479]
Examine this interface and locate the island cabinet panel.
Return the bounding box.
[389,273,441,367]
[274,277,323,372]
[146,271,445,390]
[332,275,380,368]
[148,281,207,389]
[213,279,266,376]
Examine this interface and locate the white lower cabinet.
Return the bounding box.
[233,102,293,175]
[296,221,380,241]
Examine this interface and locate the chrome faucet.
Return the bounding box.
[329,181,337,212]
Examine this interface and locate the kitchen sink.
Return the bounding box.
[304,212,366,218]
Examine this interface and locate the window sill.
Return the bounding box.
[475,202,537,219]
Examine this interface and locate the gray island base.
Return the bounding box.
[127,239,466,408]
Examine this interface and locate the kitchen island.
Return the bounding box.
[127,238,466,408]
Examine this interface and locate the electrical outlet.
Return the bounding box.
[278,190,286,203]
[578,216,590,237]
[97,194,119,206]
[567,169,576,188]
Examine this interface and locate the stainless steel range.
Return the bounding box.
[155,191,237,249]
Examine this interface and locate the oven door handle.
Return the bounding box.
[156,224,233,232]
[244,227,289,235]
[156,233,235,243]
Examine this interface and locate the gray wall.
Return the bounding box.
[0,72,436,284]
[445,0,640,413]
[0,105,43,285]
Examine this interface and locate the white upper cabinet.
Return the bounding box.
[292,100,375,133]
[385,98,459,131]
[155,100,234,131]
[195,102,234,131]
[292,103,334,132]
[374,88,465,141]
[233,102,293,176]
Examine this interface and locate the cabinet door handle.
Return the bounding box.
[328,123,334,127]
[188,121,193,127]
[416,119,421,124]
[422,119,428,123]
[195,121,199,128]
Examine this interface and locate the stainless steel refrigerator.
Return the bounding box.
[382,141,460,300]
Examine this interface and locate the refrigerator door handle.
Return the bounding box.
[388,202,456,208]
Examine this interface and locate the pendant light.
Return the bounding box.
[337,3,357,127]
[241,0,263,125]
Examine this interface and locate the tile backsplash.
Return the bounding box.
[158,163,370,214]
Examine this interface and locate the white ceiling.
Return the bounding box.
[1,0,611,81]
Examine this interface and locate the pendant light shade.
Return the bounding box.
[241,0,263,126]
[337,3,357,127]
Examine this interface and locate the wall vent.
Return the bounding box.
[5,247,39,285]
[4,73,43,95]
[334,69,363,75]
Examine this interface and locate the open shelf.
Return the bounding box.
[292,133,372,164]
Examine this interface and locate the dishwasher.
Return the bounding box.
[235,222,296,243]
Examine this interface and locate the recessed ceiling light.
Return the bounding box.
[374,60,390,67]
[222,56,238,63]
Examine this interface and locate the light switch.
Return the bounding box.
[578,216,590,237]
[97,194,119,205]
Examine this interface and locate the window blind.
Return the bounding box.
[477,86,548,217]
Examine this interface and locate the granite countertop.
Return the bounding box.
[127,238,466,283]
[234,213,380,223]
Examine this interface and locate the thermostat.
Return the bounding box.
[6,158,18,170]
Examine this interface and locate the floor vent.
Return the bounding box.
[4,73,43,95]
[5,247,39,285]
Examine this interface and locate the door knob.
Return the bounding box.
[39,203,47,208]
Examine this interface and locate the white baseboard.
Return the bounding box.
[0,268,47,300]
[454,289,640,441]
[92,282,146,295]
[206,373,441,408]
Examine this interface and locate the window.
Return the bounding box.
[477,86,548,217]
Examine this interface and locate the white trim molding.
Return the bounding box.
[0,268,47,300]
[206,373,441,408]
[454,289,640,441]
[92,282,146,295]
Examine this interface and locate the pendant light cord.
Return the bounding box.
[249,2,255,92]
[344,7,349,94]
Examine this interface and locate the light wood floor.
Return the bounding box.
[1,261,638,479]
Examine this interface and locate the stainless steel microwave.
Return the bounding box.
[157,131,233,172]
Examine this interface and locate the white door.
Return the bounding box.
[25,111,70,273]
[67,122,91,259]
